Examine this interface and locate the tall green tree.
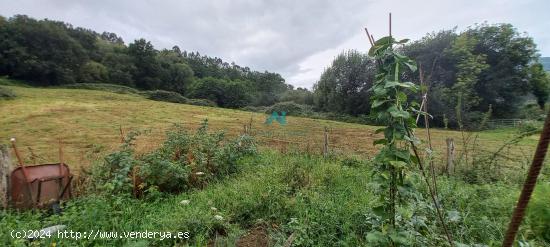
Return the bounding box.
[0,15,88,85]
[313,50,376,115]
[529,63,550,109]
[443,34,489,126]
[128,38,161,89]
[466,23,538,117]
[187,77,252,108]
[157,49,194,94]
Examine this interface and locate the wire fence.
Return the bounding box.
[4,119,538,175]
[486,119,526,128]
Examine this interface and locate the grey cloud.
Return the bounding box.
[0,0,548,88]
[1,0,372,83]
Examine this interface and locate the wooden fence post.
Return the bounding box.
[323,127,329,158]
[1,144,14,208]
[445,138,455,176]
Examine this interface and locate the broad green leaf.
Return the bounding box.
[372,99,388,108]
[368,36,395,56]
[374,36,395,46]
[396,38,410,44]
[373,86,388,96]
[396,91,407,102]
[403,60,417,72]
[374,128,385,134]
[393,149,411,161]
[389,160,408,168]
[384,81,416,89]
[388,106,410,119]
[373,139,387,146]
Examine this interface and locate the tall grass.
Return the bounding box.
[1,151,548,246]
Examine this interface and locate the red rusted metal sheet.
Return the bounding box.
[10,163,72,209]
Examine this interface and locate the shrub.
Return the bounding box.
[139,121,256,193]
[91,120,256,195]
[265,101,311,116]
[187,98,217,107]
[143,90,189,104]
[518,102,547,121]
[0,86,16,99]
[61,83,141,94]
[517,120,542,134]
[528,182,550,241]
[90,131,141,195]
[241,105,268,113]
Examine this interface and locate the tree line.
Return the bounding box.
[2,15,549,128]
[313,24,550,128]
[0,15,304,108]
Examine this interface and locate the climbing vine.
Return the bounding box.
[367,31,454,246]
[368,35,422,244]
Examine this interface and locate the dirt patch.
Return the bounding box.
[236,226,270,247]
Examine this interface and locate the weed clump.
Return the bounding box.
[0,86,16,99]
[527,182,550,241]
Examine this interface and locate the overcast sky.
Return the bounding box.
[1,0,548,89]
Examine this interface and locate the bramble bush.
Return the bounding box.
[91,120,256,196]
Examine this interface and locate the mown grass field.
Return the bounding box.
[0,84,538,172]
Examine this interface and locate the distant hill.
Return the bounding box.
[541,57,550,71]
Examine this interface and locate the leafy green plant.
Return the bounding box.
[367,34,423,244]
[527,182,550,241]
[90,130,141,195]
[367,33,455,246]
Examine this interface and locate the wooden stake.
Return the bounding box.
[446,138,455,176]
[389,13,392,38]
[323,127,329,158]
[0,145,14,208]
[119,126,124,143]
[59,139,64,173]
[364,28,374,46]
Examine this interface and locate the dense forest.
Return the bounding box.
[313,25,550,128]
[0,15,297,108]
[1,15,549,128]
[541,57,550,71]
